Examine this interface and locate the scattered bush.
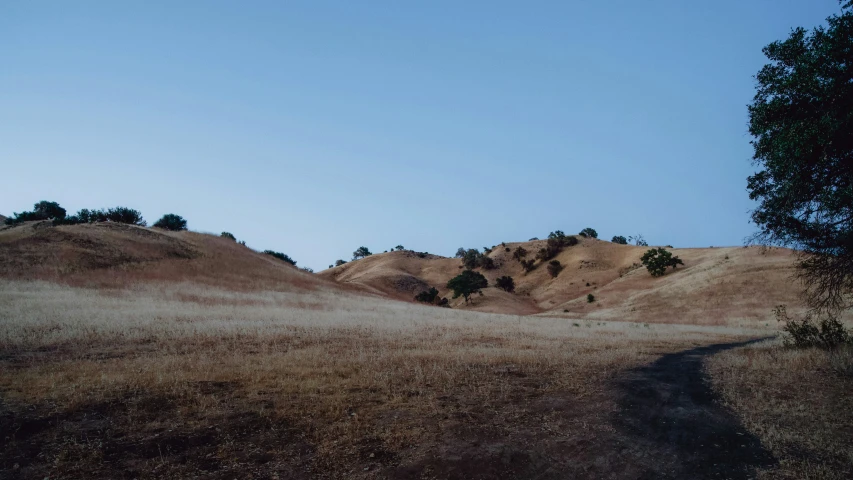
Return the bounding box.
[238,240,246,246]
[505,247,511,252]
[437,297,449,307]
[480,256,496,270]
[529,237,539,241]
[629,234,648,247]
[495,276,515,293]
[414,287,440,304]
[520,259,536,273]
[547,260,564,278]
[775,305,851,349]
[301,267,314,273]
[512,246,529,261]
[483,246,492,254]
[587,294,595,303]
[153,214,187,231]
[611,235,627,245]
[455,247,466,258]
[335,259,347,267]
[579,228,598,239]
[395,245,405,251]
[264,250,296,265]
[5,200,67,225]
[446,270,488,303]
[640,247,684,277]
[352,246,372,260]
[221,232,236,241]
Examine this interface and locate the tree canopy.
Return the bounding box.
[446,270,488,303]
[153,214,187,231]
[640,248,684,277]
[352,246,372,260]
[747,2,853,313]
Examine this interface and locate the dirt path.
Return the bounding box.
[611,340,776,479]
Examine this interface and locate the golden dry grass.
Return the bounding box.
[706,339,853,479]
[322,239,804,324]
[1,279,767,478]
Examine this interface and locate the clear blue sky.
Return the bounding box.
[0,1,842,270]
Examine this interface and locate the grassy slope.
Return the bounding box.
[321,238,803,324]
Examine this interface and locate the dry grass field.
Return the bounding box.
[1,222,851,479]
[1,279,767,479]
[707,339,853,479]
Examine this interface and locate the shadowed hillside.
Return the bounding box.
[0,221,339,293]
[320,238,804,324]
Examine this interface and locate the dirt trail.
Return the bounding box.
[612,340,776,479]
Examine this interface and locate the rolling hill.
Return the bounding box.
[320,237,805,325]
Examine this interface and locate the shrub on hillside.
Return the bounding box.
[395,245,405,251]
[480,255,496,270]
[612,235,628,245]
[301,267,314,273]
[495,276,515,293]
[512,246,529,261]
[352,246,372,260]
[775,305,851,349]
[529,237,539,241]
[455,247,466,258]
[547,260,563,278]
[105,207,145,225]
[5,200,67,225]
[520,259,536,273]
[153,214,187,231]
[446,270,488,303]
[629,234,648,247]
[264,250,296,265]
[415,287,440,304]
[640,247,684,277]
[587,294,595,303]
[579,228,598,239]
[221,232,236,241]
[335,259,348,267]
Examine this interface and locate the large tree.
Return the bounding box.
[446,270,488,303]
[747,1,853,313]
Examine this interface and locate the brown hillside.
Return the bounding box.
[0,221,342,293]
[320,238,806,324]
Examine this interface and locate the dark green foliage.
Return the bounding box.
[640,247,684,277]
[415,287,440,304]
[446,270,488,303]
[352,246,372,260]
[505,247,510,252]
[587,294,595,303]
[437,297,449,307]
[104,207,145,225]
[238,240,246,246]
[335,259,347,266]
[612,235,628,245]
[483,246,492,254]
[153,214,187,231]
[5,200,67,225]
[528,237,539,241]
[579,228,598,239]
[547,260,563,278]
[775,305,851,349]
[455,247,466,258]
[460,248,494,270]
[747,4,853,314]
[329,265,333,269]
[221,232,236,241]
[58,206,146,226]
[263,250,296,265]
[395,245,405,251]
[520,259,536,273]
[301,267,314,273]
[512,246,529,261]
[495,276,515,293]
